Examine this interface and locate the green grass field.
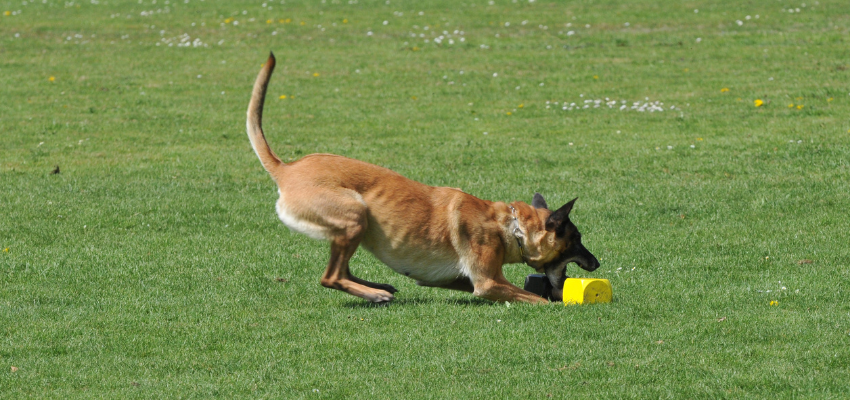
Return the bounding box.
[2,0,850,397]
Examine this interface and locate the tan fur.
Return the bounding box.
[246,53,578,304]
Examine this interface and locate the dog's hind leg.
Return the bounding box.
[302,190,394,303]
[322,238,395,303]
[348,275,399,294]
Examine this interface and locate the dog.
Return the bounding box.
[246,53,600,304]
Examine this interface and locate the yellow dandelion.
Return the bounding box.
[266,19,273,24]
[3,248,8,252]
[49,76,55,82]
[720,88,729,93]
[285,18,292,23]
[411,96,417,100]
[313,72,320,77]
[343,19,348,24]
[278,19,285,23]
[518,104,524,108]
[788,103,794,108]
[697,138,704,141]
[411,46,420,51]
[290,95,295,99]
[300,21,306,26]
[795,96,803,100]
[506,112,512,115]
[770,300,778,306]
[593,75,599,79]
[4,10,10,16]
[225,18,233,24]
[754,99,764,107]
[797,105,804,110]
[828,97,834,102]
[279,95,287,99]
[683,68,689,72]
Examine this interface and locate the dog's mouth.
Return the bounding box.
[543,256,600,302]
[575,256,601,272]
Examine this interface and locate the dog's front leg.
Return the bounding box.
[469,248,549,304]
[473,276,550,304]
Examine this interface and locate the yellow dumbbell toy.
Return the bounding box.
[562,278,612,305]
[523,274,613,305]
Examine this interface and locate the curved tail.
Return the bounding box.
[246,52,284,174]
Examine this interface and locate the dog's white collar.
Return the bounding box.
[509,205,528,262]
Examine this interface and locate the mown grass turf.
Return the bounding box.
[2,0,850,398]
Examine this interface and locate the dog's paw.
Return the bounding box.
[367,290,395,304]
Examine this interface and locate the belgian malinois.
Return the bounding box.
[246,53,599,304]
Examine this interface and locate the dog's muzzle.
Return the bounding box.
[543,245,600,301]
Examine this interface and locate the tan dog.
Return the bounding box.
[246,53,600,304]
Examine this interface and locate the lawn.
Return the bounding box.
[2,0,849,398]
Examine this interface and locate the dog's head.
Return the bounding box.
[512,193,600,301]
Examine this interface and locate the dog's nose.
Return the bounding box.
[584,257,600,271]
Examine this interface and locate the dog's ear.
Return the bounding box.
[545,197,577,232]
[532,193,549,209]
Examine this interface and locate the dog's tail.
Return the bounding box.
[246,52,284,174]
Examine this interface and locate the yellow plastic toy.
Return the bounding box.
[562,278,612,305]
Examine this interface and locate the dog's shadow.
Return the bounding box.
[342,296,492,308]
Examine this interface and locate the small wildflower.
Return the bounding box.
[770,300,778,306]
[788,103,795,108]
[720,88,729,93]
[518,104,524,108]
[754,99,764,107]
[343,19,348,23]
[797,105,804,110]
[279,95,287,99]
[506,111,512,115]
[4,10,11,16]
[224,18,233,24]
[266,19,272,24]
[828,97,834,102]
[285,18,292,23]
[49,76,55,82]
[593,75,599,79]
[795,96,803,100]
[313,72,320,77]
[3,248,8,252]
[697,138,704,141]
[300,21,306,26]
